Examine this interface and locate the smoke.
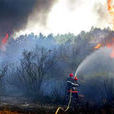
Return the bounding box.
[75,47,114,104]
[76,47,113,76]
[0,0,57,37]
[95,3,108,20]
[1,28,114,104]
[93,2,111,28]
[94,1,111,31]
[66,0,81,10]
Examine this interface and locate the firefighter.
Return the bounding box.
[55,73,79,114]
[66,73,79,109]
[72,76,79,108]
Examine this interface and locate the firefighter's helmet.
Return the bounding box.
[74,76,78,81]
[69,73,74,77]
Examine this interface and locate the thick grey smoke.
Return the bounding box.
[0,0,57,36]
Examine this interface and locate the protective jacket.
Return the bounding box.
[67,77,79,93]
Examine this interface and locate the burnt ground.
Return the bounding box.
[0,103,114,114]
[0,96,114,114]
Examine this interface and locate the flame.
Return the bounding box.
[108,0,112,11]
[105,0,114,58]
[1,33,9,45]
[110,49,114,58]
[0,33,9,51]
[107,0,114,29]
[94,43,102,49]
[106,43,112,48]
[94,40,114,58]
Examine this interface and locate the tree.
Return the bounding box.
[12,47,56,100]
[0,64,8,97]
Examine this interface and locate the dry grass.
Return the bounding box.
[0,110,19,114]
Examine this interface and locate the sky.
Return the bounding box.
[0,0,113,37]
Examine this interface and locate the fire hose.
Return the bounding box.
[55,91,72,114]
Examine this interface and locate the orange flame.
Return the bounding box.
[110,50,114,58]
[94,40,114,58]
[94,43,102,49]
[106,43,112,48]
[93,1,114,58]
[0,33,9,51]
[108,0,112,11]
[1,33,9,45]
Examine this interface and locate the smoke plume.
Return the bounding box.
[0,0,57,37]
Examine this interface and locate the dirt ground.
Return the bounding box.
[0,96,114,114]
